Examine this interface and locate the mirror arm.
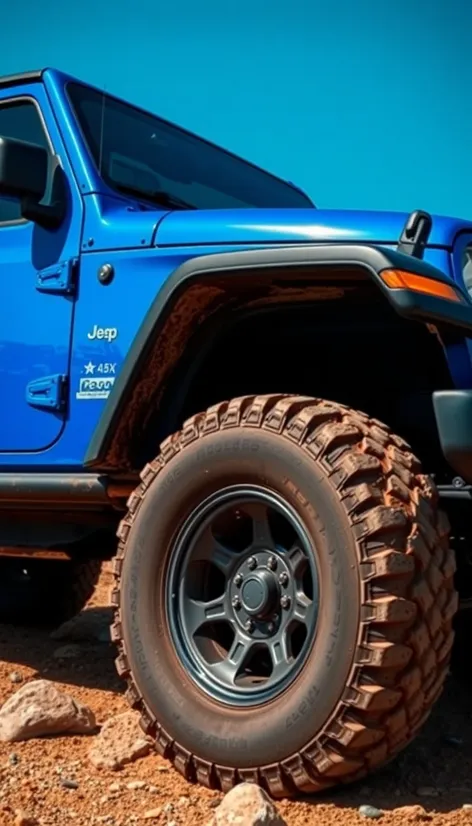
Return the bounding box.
[20,196,65,230]
[20,160,67,230]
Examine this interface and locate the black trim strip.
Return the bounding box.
[155,239,453,251]
[84,243,472,467]
[0,70,43,90]
[0,473,109,505]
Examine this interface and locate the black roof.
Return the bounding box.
[0,70,43,90]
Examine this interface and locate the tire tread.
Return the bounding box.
[111,394,456,797]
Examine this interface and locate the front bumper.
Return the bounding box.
[434,390,472,484]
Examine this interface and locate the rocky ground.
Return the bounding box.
[2,565,472,826]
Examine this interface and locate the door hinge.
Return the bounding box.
[36,258,78,295]
[26,374,68,412]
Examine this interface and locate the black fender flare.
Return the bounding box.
[84,243,472,468]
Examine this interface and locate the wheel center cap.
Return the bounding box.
[241,571,278,617]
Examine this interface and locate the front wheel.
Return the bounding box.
[112,395,457,797]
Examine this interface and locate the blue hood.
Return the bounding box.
[155,207,472,248]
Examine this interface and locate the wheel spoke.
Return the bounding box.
[211,631,254,685]
[192,525,237,574]
[168,486,320,702]
[185,595,228,636]
[212,541,238,575]
[286,543,306,575]
[269,630,293,679]
[244,502,274,549]
[293,593,311,624]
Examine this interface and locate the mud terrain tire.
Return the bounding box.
[0,557,102,625]
[112,395,457,798]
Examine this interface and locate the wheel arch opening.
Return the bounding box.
[90,257,454,476]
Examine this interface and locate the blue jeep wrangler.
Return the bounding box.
[1,67,472,796]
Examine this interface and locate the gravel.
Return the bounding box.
[1,562,472,826]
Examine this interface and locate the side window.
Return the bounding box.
[0,99,50,224]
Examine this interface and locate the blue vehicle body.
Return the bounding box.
[1,66,472,490]
[4,66,472,794]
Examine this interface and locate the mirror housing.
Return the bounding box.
[0,135,48,201]
[0,135,66,229]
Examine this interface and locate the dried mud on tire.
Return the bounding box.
[112,394,458,798]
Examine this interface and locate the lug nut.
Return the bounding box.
[280,595,291,610]
[267,556,278,571]
[234,574,243,587]
[279,572,289,587]
[244,619,254,633]
[267,622,275,633]
[247,556,257,570]
[232,596,241,610]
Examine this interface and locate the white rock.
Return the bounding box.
[359,805,383,820]
[9,672,23,684]
[210,783,287,826]
[0,680,96,742]
[88,711,151,770]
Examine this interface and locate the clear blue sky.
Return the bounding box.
[1,0,471,218]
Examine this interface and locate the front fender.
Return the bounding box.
[84,243,472,469]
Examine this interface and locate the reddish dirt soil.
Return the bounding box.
[2,564,472,826]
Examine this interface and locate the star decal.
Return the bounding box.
[84,361,95,375]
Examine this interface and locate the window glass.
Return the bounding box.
[0,100,49,223]
[463,245,472,296]
[67,82,314,211]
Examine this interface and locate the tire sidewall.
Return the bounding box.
[120,427,361,766]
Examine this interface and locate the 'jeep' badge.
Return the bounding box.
[87,325,118,342]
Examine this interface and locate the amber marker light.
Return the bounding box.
[380,269,463,303]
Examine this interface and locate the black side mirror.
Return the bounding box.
[0,136,48,201]
[0,135,66,229]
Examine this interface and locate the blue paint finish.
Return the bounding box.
[0,79,84,453]
[0,245,231,469]
[156,208,472,249]
[64,247,191,458]
[26,374,66,411]
[81,194,164,253]
[2,68,472,470]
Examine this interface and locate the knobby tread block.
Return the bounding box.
[110,394,457,798]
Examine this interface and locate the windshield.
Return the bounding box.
[67,82,314,211]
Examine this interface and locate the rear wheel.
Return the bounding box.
[112,395,457,797]
[0,557,102,626]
